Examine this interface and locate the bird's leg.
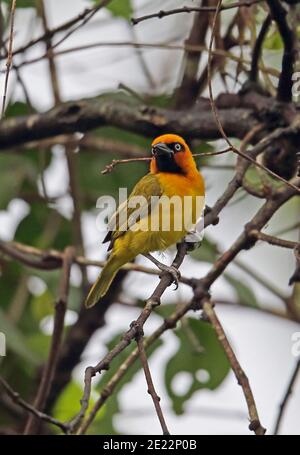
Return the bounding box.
[143,253,181,289]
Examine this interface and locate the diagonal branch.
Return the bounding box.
[202,300,266,435]
[136,332,170,435]
[273,359,300,434]
[0,376,68,434]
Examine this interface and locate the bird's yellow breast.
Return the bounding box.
[113,171,205,259]
[156,171,205,198]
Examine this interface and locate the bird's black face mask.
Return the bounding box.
[152,142,184,174]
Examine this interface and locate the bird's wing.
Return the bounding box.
[103,173,162,250]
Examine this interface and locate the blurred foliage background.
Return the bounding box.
[0,0,299,435]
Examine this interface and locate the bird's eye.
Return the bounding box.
[174,143,182,152]
[151,147,155,155]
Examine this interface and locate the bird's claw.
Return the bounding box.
[159,265,181,289]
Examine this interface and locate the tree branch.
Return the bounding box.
[249,230,299,249]
[202,300,266,435]
[0,376,68,434]
[174,2,210,108]
[273,359,300,434]
[265,0,297,102]
[1,0,16,118]
[136,332,170,435]
[0,95,258,150]
[24,247,75,434]
[249,14,272,83]
[131,1,262,25]
[68,243,188,432]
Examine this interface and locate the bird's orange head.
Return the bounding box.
[150,134,197,176]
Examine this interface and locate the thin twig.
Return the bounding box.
[39,0,61,104]
[1,0,17,118]
[9,41,280,79]
[202,300,266,435]
[136,333,170,435]
[51,0,112,51]
[131,1,262,25]
[101,157,150,174]
[100,148,232,174]
[273,360,300,434]
[0,376,68,434]
[6,0,110,59]
[273,221,300,237]
[250,230,299,249]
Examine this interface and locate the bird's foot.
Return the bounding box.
[143,254,181,289]
[158,264,181,289]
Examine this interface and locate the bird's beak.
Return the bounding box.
[152,142,173,156]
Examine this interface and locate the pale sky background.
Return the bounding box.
[0,0,299,435]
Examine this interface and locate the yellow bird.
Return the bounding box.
[85,134,205,308]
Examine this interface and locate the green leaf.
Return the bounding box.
[154,303,178,319]
[243,165,282,196]
[224,273,258,308]
[53,381,95,427]
[107,0,132,21]
[0,307,40,365]
[5,101,32,117]
[264,29,283,50]
[165,318,230,415]
[1,0,36,8]
[146,94,174,109]
[92,0,132,21]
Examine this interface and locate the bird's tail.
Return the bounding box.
[85,255,122,308]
